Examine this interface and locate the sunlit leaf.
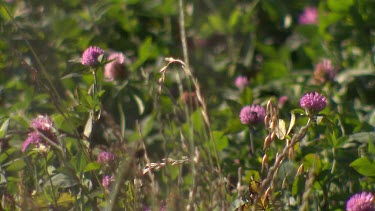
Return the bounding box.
[287,112,295,135]
[132,94,145,115]
[213,131,229,151]
[5,159,26,171]
[83,162,101,173]
[350,157,375,177]
[83,115,93,139]
[275,119,286,140]
[0,118,9,138]
[328,0,354,12]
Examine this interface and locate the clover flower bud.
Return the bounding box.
[235,76,249,91]
[97,151,116,164]
[102,175,115,189]
[313,59,337,84]
[104,52,127,81]
[299,7,318,25]
[278,96,288,108]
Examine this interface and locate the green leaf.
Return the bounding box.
[83,162,101,173]
[328,0,354,12]
[191,109,204,133]
[350,157,375,177]
[5,159,26,171]
[140,114,155,136]
[291,109,305,115]
[292,175,305,196]
[369,140,375,155]
[0,118,9,138]
[228,9,241,33]
[133,37,158,69]
[303,154,322,173]
[49,173,78,188]
[57,192,75,208]
[77,89,93,109]
[224,119,245,134]
[208,13,226,33]
[213,131,229,151]
[240,87,253,105]
[0,148,16,165]
[225,99,243,115]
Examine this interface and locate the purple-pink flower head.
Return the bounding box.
[235,76,249,91]
[32,115,54,131]
[313,59,337,84]
[22,131,43,152]
[346,192,375,211]
[104,52,127,81]
[97,151,116,164]
[102,175,115,189]
[22,115,58,152]
[278,96,289,108]
[299,7,318,25]
[239,104,266,126]
[81,46,104,66]
[300,92,327,115]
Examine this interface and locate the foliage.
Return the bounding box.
[0,0,375,210]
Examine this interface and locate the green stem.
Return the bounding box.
[92,68,99,122]
[44,156,58,208]
[249,128,255,154]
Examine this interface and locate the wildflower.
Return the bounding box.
[239,104,266,126]
[104,52,127,81]
[22,115,58,152]
[32,115,54,131]
[81,46,104,66]
[346,192,375,211]
[313,59,337,84]
[97,151,116,164]
[299,7,318,25]
[278,96,289,108]
[300,92,327,115]
[235,76,249,91]
[102,175,115,189]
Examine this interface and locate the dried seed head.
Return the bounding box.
[261,154,268,172]
[264,187,271,199]
[282,178,287,189]
[270,131,277,141]
[264,115,271,128]
[266,100,273,113]
[297,164,304,176]
[286,139,291,146]
[270,121,276,131]
[264,135,272,150]
[289,147,295,160]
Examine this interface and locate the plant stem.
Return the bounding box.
[249,128,255,154]
[92,68,98,98]
[253,120,312,211]
[44,156,58,208]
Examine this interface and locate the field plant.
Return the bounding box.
[1,0,375,210]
